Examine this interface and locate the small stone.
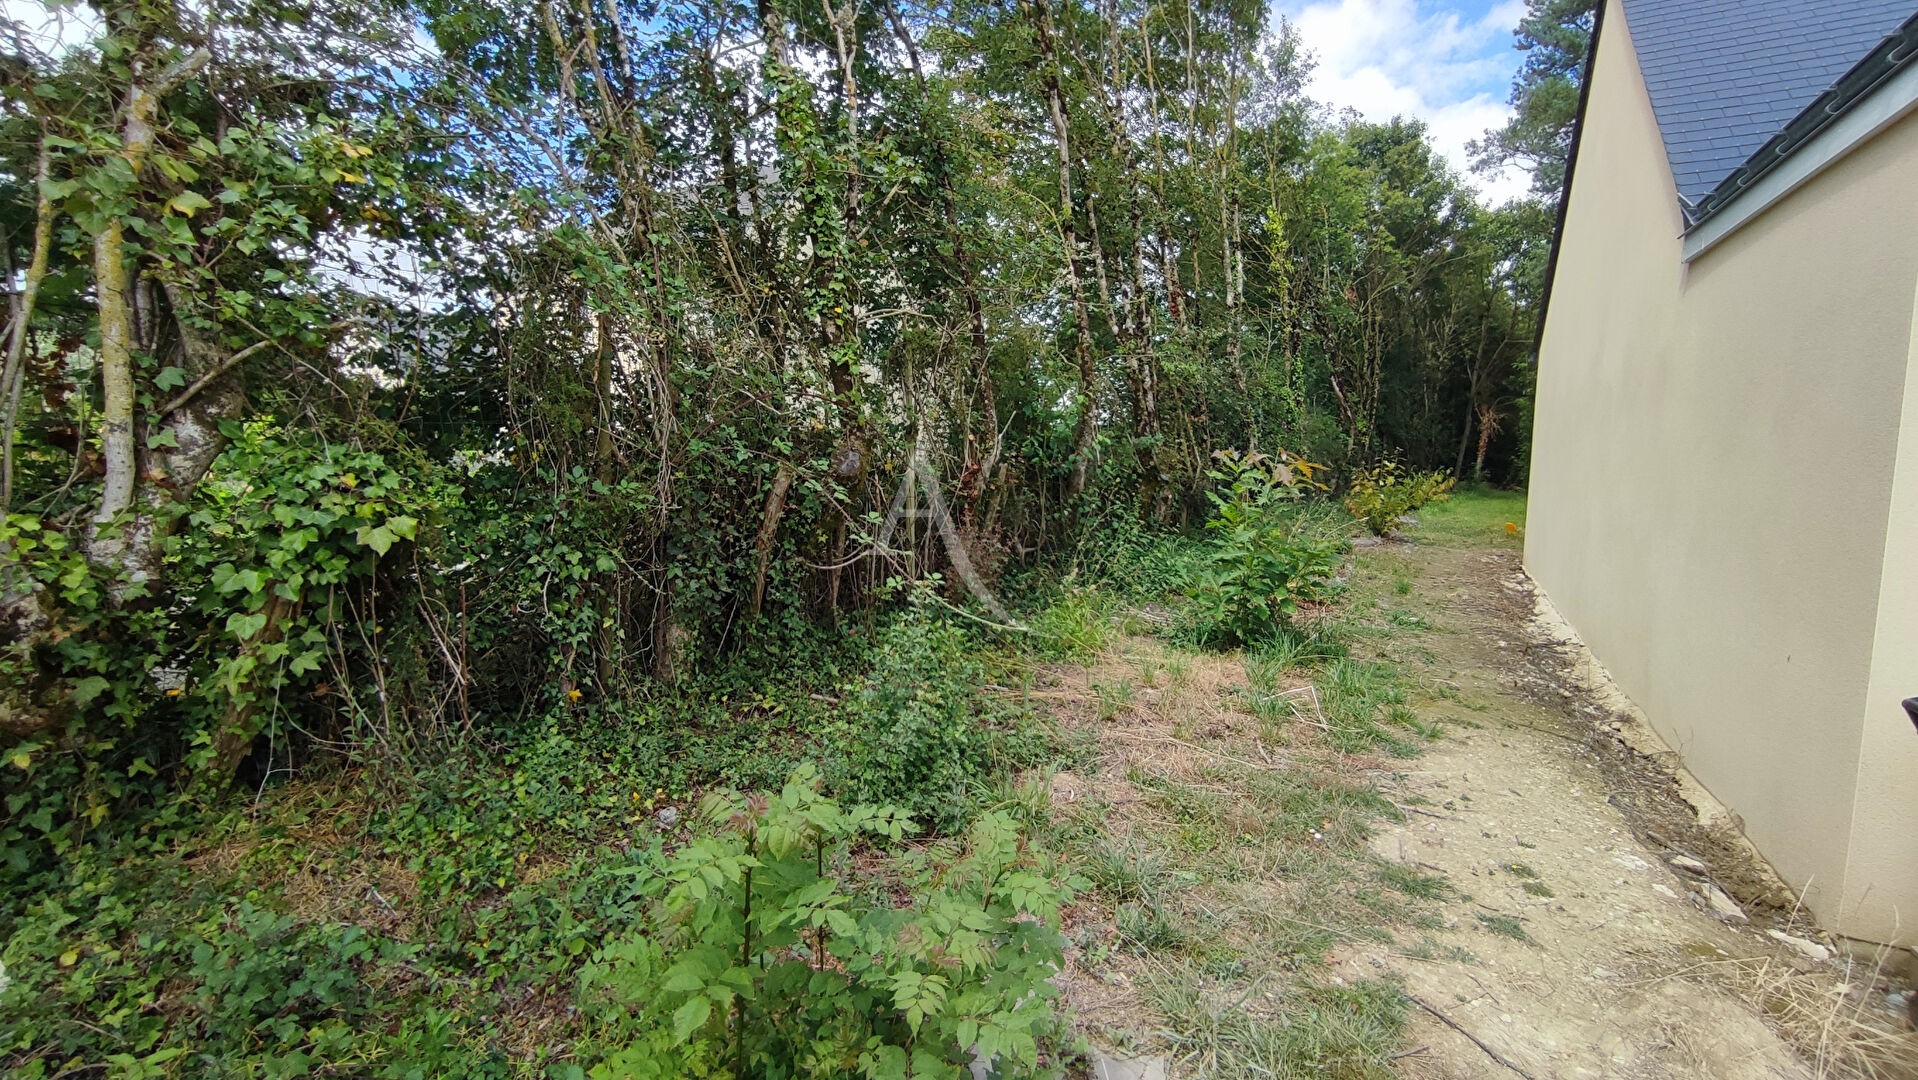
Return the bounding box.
[1697,882,1747,923]
[654,806,681,830]
[1089,1052,1169,1080]
[1651,882,1679,899]
[1668,855,1708,876]
[1766,930,1832,963]
[1353,534,1384,548]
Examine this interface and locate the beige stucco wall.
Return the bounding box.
[1527,0,1918,941]
[1845,276,1918,940]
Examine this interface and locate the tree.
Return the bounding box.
[1,0,1549,794]
[1469,0,1598,199]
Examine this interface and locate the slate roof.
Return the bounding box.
[1618,0,1916,210]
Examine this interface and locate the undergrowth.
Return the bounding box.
[0,487,1514,1076]
[0,592,1067,1077]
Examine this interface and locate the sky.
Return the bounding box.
[1272,0,1535,204]
[3,0,1536,202]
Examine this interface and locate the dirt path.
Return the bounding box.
[1346,528,1911,1080]
[1046,500,1917,1079]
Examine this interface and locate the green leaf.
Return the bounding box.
[659,964,706,994]
[355,524,395,556]
[72,676,112,707]
[385,515,418,541]
[671,996,711,1042]
[168,190,214,216]
[227,611,268,640]
[217,568,264,595]
[154,366,187,391]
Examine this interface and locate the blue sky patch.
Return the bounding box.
[1271,0,1531,202]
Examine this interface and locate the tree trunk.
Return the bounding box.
[1,134,52,514]
[83,47,209,592]
[1027,0,1099,499]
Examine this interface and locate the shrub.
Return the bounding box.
[1184,451,1345,648]
[575,767,1071,1079]
[831,608,1002,832]
[1342,463,1455,537]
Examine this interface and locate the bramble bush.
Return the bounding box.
[829,602,1045,834]
[574,766,1073,1079]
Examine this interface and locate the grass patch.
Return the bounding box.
[1027,495,1542,1073]
[1025,588,1118,660]
[1039,631,1435,1069]
[1319,657,1428,753]
[1413,485,1527,549]
[1475,912,1532,942]
[1146,974,1409,1079]
[1378,862,1450,900]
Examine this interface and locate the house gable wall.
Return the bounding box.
[1527,0,1918,940]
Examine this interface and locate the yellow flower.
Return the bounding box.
[566,688,582,703]
[1504,522,1519,535]
[165,687,184,697]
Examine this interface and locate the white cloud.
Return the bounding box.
[3,0,101,57]
[1277,0,1534,204]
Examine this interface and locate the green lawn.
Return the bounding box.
[1413,486,1528,550]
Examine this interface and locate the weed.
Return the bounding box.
[1117,901,1190,953]
[1475,912,1531,942]
[1137,659,1162,688]
[1092,680,1135,720]
[1377,862,1449,899]
[1082,841,1171,903]
[1386,609,1430,630]
[1249,625,1350,674]
[1522,880,1555,898]
[1026,589,1116,660]
[577,768,1072,1075]
[1318,658,1424,753]
[1164,656,1192,688]
[831,608,1016,832]
[1183,452,1347,649]
[1344,461,1455,537]
[1147,974,1408,1079]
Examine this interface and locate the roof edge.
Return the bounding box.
[1682,51,1918,260]
[1684,11,1918,234]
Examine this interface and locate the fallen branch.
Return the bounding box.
[1410,994,1536,1080]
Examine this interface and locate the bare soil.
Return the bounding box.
[1346,537,1918,1080]
[1046,516,1918,1079]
